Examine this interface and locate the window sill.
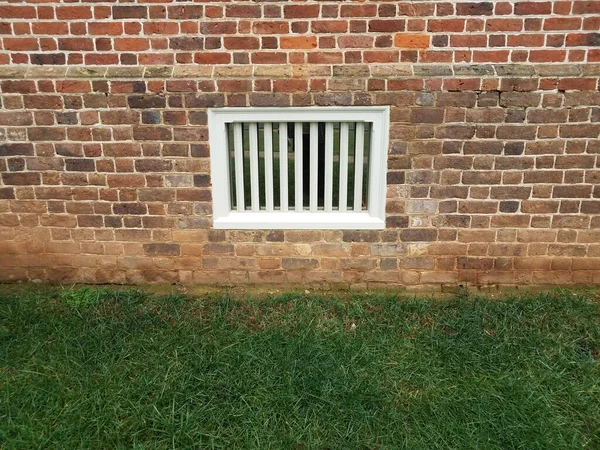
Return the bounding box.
[213,211,385,230]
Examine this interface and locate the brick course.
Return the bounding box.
[0,1,599,289]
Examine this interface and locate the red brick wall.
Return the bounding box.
[0,1,599,289]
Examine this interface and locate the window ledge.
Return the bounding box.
[213,211,385,230]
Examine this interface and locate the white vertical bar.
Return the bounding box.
[249,122,259,212]
[233,123,245,212]
[279,122,288,212]
[338,122,349,212]
[264,123,274,212]
[294,122,303,212]
[353,122,365,212]
[309,122,318,213]
[324,122,334,212]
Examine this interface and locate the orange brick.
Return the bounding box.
[394,34,430,48]
[280,36,317,49]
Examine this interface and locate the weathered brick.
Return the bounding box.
[127,95,166,109]
[500,92,541,107]
[0,143,33,157]
[281,258,319,269]
[143,243,180,256]
[3,173,41,185]
[113,203,148,215]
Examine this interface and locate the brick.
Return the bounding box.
[65,159,95,172]
[553,185,593,198]
[401,229,437,242]
[28,127,66,141]
[340,4,376,17]
[491,187,531,199]
[200,22,237,35]
[57,6,92,20]
[170,37,203,51]
[133,127,172,141]
[0,143,33,157]
[410,108,444,124]
[566,33,600,47]
[3,38,38,51]
[560,125,600,138]
[281,258,319,270]
[58,38,94,51]
[499,92,541,108]
[369,20,405,32]
[515,2,551,15]
[253,21,289,34]
[457,2,494,15]
[223,37,260,50]
[143,243,180,256]
[113,203,147,215]
[3,173,41,185]
[128,95,166,109]
[168,5,204,20]
[226,5,261,18]
[394,34,430,48]
[113,5,147,19]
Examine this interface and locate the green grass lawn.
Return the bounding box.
[1,286,599,449]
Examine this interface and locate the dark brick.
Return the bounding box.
[132,126,172,141]
[31,53,66,65]
[193,174,211,187]
[581,201,600,214]
[281,258,319,269]
[170,37,204,50]
[432,35,448,47]
[266,230,284,242]
[78,215,104,228]
[410,108,445,124]
[66,159,95,172]
[2,173,41,185]
[143,243,180,256]
[442,141,462,154]
[500,201,520,213]
[0,188,15,199]
[0,143,33,156]
[505,109,526,123]
[386,216,409,228]
[456,2,494,15]
[504,142,524,155]
[387,171,405,184]
[135,159,173,172]
[478,92,499,107]
[7,158,24,172]
[142,111,161,124]
[113,5,147,19]
[128,95,166,109]
[104,216,123,228]
[113,203,148,215]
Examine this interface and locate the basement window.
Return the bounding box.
[208,106,389,229]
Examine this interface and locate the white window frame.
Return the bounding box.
[208,106,390,230]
